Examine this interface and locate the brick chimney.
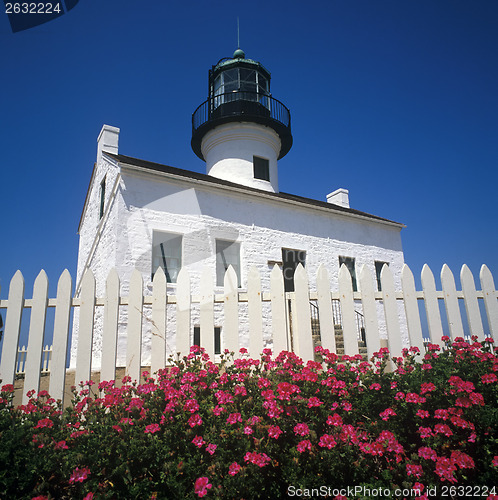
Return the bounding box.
[97,124,120,163]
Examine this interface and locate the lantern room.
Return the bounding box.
[191,49,292,193]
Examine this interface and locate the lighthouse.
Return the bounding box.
[191,48,292,193]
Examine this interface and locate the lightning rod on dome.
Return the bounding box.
[237,17,240,49]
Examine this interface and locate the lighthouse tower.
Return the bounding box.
[191,48,292,193]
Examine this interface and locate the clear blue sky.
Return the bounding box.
[1,0,497,299]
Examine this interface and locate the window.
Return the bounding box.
[213,67,270,108]
[375,261,389,291]
[239,68,257,93]
[193,326,221,355]
[152,232,182,283]
[282,248,306,292]
[253,156,270,181]
[216,240,241,287]
[99,177,106,219]
[339,256,357,292]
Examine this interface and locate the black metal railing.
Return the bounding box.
[310,301,320,337]
[310,300,366,344]
[192,91,291,133]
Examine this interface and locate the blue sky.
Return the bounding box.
[1,0,497,299]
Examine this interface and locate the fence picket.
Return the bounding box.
[1,263,496,407]
[42,345,52,372]
[127,269,143,382]
[23,271,49,403]
[270,264,288,355]
[101,269,120,383]
[316,264,336,354]
[49,269,72,401]
[441,264,464,340]
[200,267,215,359]
[421,264,443,342]
[176,267,191,358]
[480,265,498,340]
[293,264,314,362]
[16,345,27,374]
[224,266,239,355]
[338,264,359,356]
[401,264,425,355]
[151,267,167,375]
[358,265,380,359]
[75,269,96,388]
[247,267,263,359]
[0,270,25,385]
[460,265,484,341]
[381,265,402,359]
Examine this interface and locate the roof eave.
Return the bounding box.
[108,153,405,229]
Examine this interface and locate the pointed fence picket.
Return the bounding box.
[101,268,120,383]
[247,267,263,359]
[176,267,191,359]
[359,264,380,360]
[401,265,425,354]
[199,267,215,360]
[293,264,314,361]
[49,270,72,401]
[481,265,498,339]
[0,263,496,407]
[421,264,444,342]
[461,265,485,341]
[0,270,24,385]
[150,268,167,375]
[270,264,288,354]
[441,264,465,341]
[74,270,95,388]
[23,271,49,404]
[338,264,359,356]
[316,265,336,354]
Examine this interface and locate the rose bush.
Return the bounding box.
[0,336,497,499]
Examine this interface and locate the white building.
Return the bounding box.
[71,49,405,369]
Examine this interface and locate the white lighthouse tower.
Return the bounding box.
[191,48,292,193]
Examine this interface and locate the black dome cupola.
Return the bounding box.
[191,49,292,162]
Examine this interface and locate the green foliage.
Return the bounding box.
[0,336,497,499]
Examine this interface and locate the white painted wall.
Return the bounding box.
[202,122,281,193]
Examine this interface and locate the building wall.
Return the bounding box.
[118,168,403,289]
[72,157,405,369]
[71,155,121,368]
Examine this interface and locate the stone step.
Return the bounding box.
[311,323,369,362]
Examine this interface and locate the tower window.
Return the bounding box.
[253,156,270,181]
[216,240,241,287]
[152,232,182,283]
[339,256,358,292]
[99,177,106,219]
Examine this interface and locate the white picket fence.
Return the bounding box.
[0,263,497,407]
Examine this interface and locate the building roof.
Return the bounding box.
[105,152,404,228]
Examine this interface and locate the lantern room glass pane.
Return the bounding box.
[214,75,222,94]
[240,68,257,94]
[223,69,238,93]
[257,74,269,94]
